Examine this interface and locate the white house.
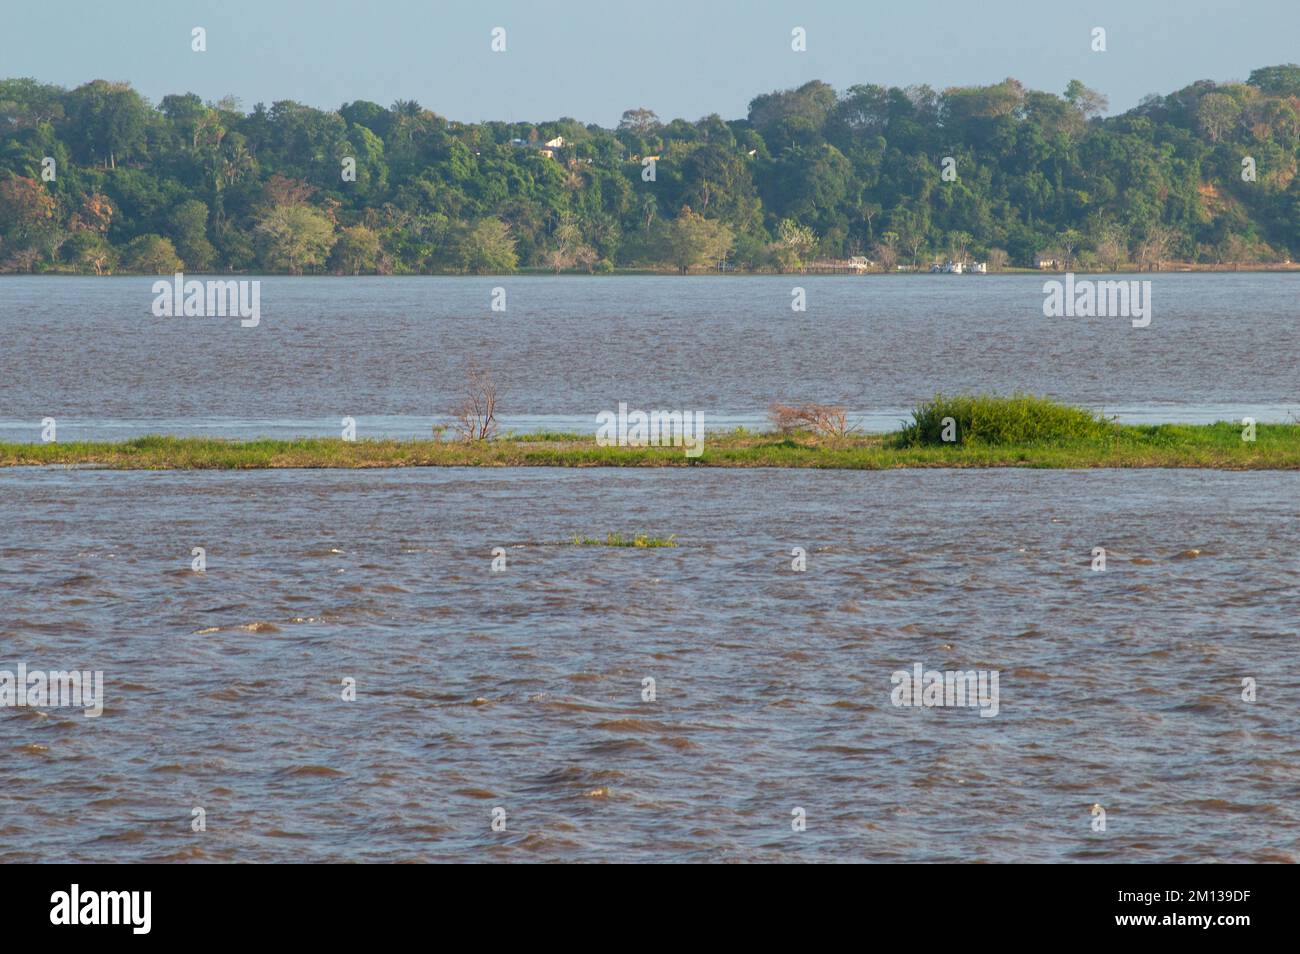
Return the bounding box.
[511,136,566,159]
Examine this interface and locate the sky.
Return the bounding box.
[2,0,1298,126]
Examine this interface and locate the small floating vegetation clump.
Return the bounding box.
[893,393,1116,447]
[568,533,678,548]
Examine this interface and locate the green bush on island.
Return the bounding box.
[894,393,1116,447]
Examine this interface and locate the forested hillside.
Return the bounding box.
[2,65,1299,274]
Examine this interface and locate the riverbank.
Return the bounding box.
[7,261,1300,277]
[4,422,1298,470]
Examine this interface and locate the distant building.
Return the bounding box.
[511,135,566,159]
[1036,251,1063,269]
[804,257,875,274]
[927,260,986,274]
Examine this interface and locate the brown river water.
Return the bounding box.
[1,275,1297,862]
[2,466,1297,862]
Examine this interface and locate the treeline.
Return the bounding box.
[1,66,1299,275]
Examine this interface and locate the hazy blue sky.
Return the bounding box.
[3,0,1297,125]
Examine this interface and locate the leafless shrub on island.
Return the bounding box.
[449,363,500,441]
[769,403,857,438]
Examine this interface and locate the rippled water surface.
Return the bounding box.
[1,274,1298,440]
[3,275,1297,862]
[2,467,1297,862]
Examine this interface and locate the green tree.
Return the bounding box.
[63,230,117,274]
[773,218,816,271]
[1246,64,1300,97]
[1197,93,1243,143]
[891,207,930,266]
[0,176,56,239]
[656,206,733,272]
[168,199,217,271]
[255,203,337,273]
[122,234,183,273]
[1063,80,1109,119]
[64,80,150,168]
[329,224,382,274]
[455,218,518,273]
[871,231,900,271]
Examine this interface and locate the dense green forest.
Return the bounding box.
[2,66,1300,275]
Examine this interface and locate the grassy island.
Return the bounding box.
[3,396,1297,471]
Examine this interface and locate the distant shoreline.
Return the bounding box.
[4,263,1299,278]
